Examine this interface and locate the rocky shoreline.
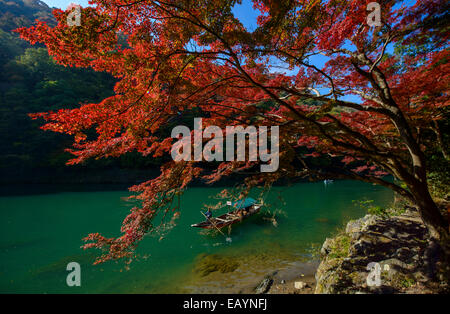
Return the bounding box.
[314,206,449,294]
[262,260,319,294]
[254,206,449,294]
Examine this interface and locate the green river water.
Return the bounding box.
[0,181,393,293]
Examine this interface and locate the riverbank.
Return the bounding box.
[314,204,449,294]
[249,202,449,294]
[264,261,318,294]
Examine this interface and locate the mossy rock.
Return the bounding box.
[327,235,351,259]
[391,272,416,289]
[193,254,240,277]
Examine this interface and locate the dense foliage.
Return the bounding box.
[15,0,450,263]
[0,1,162,182]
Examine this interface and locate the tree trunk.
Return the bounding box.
[433,120,449,160]
[410,181,449,241]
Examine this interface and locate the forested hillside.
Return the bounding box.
[0,0,161,184]
[0,0,53,32]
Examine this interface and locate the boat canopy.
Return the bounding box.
[232,197,256,209]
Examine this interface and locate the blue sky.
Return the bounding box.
[42,0,89,8]
[232,1,259,30]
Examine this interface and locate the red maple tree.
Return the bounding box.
[17,0,449,263]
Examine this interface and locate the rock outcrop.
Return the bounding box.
[255,275,274,294]
[315,208,449,294]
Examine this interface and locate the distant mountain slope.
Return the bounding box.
[0,0,169,185]
[0,1,148,184]
[0,0,54,32]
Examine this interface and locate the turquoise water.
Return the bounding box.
[0,181,393,293]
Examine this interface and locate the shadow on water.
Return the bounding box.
[31,251,98,279]
[0,183,131,197]
[0,238,47,253]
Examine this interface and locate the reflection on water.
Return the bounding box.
[0,181,393,293]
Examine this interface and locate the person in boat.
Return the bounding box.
[205,208,213,219]
[238,205,250,219]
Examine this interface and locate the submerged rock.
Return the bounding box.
[32,252,97,278]
[315,217,330,223]
[255,276,274,294]
[193,254,240,277]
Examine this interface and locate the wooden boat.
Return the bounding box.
[191,198,262,229]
